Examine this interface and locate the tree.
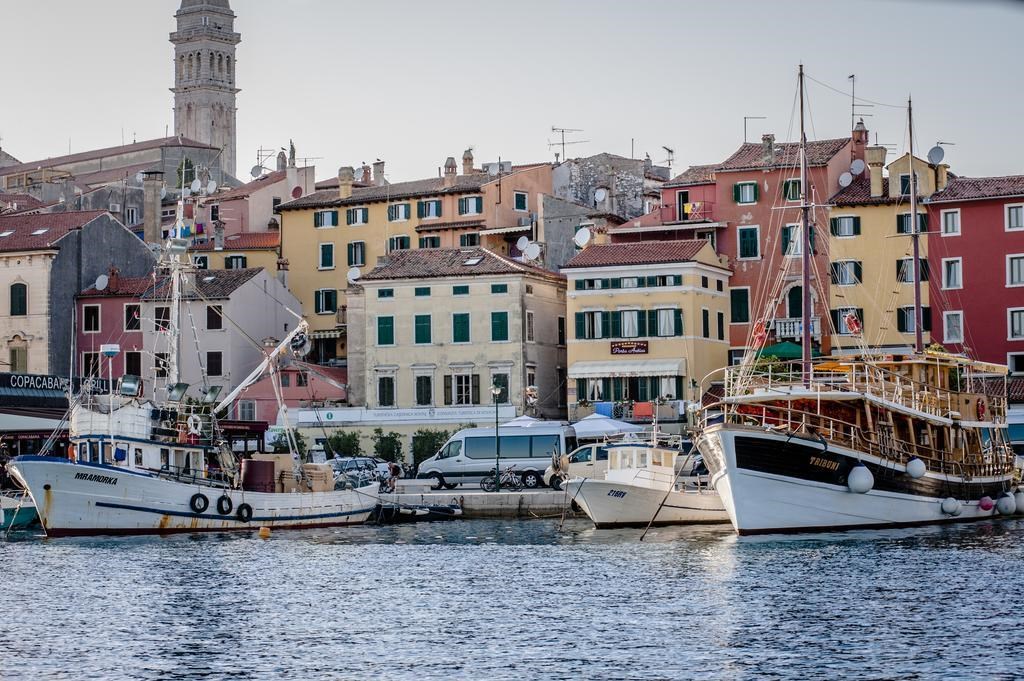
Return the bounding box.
[371,427,403,463]
[326,430,362,458]
[269,430,306,456]
[411,428,451,470]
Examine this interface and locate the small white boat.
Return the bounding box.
[566,443,729,528]
[1,490,38,532]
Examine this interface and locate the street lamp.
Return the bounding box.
[491,383,502,491]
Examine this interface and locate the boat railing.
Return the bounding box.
[725,359,1007,423]
[706,401,1015,478]
[152,463,232,489]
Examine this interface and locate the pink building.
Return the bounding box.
[610,164,721,244]
[76,269,152,382]
[233,362,347,423]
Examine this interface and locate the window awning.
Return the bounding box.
[479,225,531,236]
[568,359,686,379]
[309,329,344,339]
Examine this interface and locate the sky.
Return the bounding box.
[2,0,1023,182]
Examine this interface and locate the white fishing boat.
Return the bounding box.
[695,67,1021,535]
[566,440,728,528]
[9,228,377,537]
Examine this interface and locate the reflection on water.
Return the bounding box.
[2,519,1022,680]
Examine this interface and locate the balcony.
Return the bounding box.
[773,317,821,341]
[569,400,685,424]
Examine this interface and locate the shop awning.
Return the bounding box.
[309,329,345,339]
[568,359,685,379]
[479,225,531,236]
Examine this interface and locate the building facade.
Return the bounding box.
[563,240,731,426]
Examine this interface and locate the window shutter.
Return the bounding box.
[444,376,452,405]
[674,377,684,400]
[897,214,908,233]
[601,278,610,289]
[857,309,864,328]
[854,261,863,282]
[387,205,394,221]
[575,379,586,401]
[417,201,425,218]
[919,213,929,232]
[601,378,611,399]
[346,208,354,225]
[436,201,442,218]
[830,217,839,236]
[610,278,621,289]
[752,183,760,201]
[574,279,584,291]
[575,312,585,339]
[610,311,621,338]
[830,263,839,284]
[331,210,339,226]
[853,216,861,235]
[646,275,658,287]
[637,310,648,337]
[314,290,322,313]
[781,226,791,255]
[601,312,611,339]
[830,309,839,332]
[897,308,906,333]
[314,212,322,228]
[809,226,816,254]
[733,183,741,203]
[672,309,682,336]
[458,197,466,214]
[471,374,480,404]
[922,306,932,331]
[647,310,658,336]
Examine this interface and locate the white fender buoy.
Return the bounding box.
[940,497,961,516]
[995,492,1017,516]
[905,457,927,479]
[847,464,874,494]
[1014,489,1024,515]
[978,496,995,512]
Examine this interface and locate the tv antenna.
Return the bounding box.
[848,75,874,133]
[549,126,588,162]
[661,146,675,169]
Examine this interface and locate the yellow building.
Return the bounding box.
[827,147,949,353]
[190,231,281,272]
[562,240,731,425]
[275,152,552,363]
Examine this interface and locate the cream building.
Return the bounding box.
[563,240,731,423]
[827,148,948,353]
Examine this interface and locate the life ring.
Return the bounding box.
[186,414,203,436]
[976,399,986,421]
[236,503,253,523]
[216,494,233,515]
[844,312,862,336]
[189,493,209,514]
[752,320,768,347]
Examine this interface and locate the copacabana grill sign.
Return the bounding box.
[0,373,110,393]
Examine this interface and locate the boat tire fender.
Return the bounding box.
[190,493,209,514]
[217,494,233,515]
[236,503,253,523]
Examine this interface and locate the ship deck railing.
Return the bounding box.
[703,401,1015,479]
[150,463,233,489]
[723,358,1007,424]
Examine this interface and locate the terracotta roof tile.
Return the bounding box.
[664,164,717,187]
[362,247,562,282]
[0,193,46,212]
[0,210,108,252]
[191,231,281,251]
[79,275,156,298]
[212,170,287,201]
[279,173,493,211]
[562,240,711,269]
[830,175,894,206]
[928,175,1024,203]
[716,138,849,172]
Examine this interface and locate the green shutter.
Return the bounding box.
[637,310,648,337]
[454,313,470,342]
[752,183,760,201]
[415,315,431,344]
[809,225,816,254]
[674,309,683,336]
[458,197,466,214]
[417,201,425,218]
[575,312,585,339]
[730,289,749,323]
[575,379,586,401]
[646,275,658,287]
[346,243,354,266]
[733,183,741,203]
[922,306,932,331]
[781,226,792,255]
[601,378,611,400]
[702,309,710,338]
[919,213,929,232]
[854,262,863,282]
[830,262,839,284]
[444,375,452,405]
[471,374,480,404]
[491,312,508,342]
[387,205,394,221]
[610,311,621,338]
[435,200,442,218]
[920,259,930,282]
[377,316,394,345]
[610,278,621,289]
[601,312,611,339]
[647,310,658,336]
[852,216,861,235]
[829,217,839,235]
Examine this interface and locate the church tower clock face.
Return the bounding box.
[170,0,240,179]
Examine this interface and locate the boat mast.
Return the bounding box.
[908,97,924,354]
[799,65,812,385]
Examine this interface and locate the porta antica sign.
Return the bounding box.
[610,341,649,355]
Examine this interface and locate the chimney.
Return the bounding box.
[372,160,385,187]
[142,170,163,244]
[865,146,887,198]
[108,266,121,294]
[338,166,354,199]
[761,134,776,165]
[360,163,372,185]
[937,164,949,191]
[213,220,225,251]
[462,148,474,175]
[443,157,457,188]
[851,118,868,162]
[643,153,652,174]
[276,151,287,172]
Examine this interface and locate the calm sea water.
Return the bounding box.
[3,518,1023,680]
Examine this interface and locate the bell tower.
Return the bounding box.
[170,0,241,178]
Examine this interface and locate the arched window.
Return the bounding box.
[187,53,193,80]
[226,56,231,79]
[217,53,223,76]
[10,283,27,316]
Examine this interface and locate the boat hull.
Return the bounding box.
[9,456,378,537]
[566,477,728,528]
[697,426,1017,535]
[1,494,39,531]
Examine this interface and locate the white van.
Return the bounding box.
[417,423,577,489]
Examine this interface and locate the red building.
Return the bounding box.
[75,269,151,381]
[927,175,1024,372]
[610,164,721,245]
[238,362,347,424]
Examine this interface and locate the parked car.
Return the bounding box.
[543,443,609,490]
[326,457,381,486]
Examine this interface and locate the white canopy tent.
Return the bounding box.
[572,413,644,439]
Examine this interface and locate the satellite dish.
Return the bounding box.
[838,172,853,188]
[594,188,608,202]
[190,179,202,192]
[574,227,592,248]
[291,186,302,199]
[850,158,866,175]
[346,267,361,284]
[250,165,263,179]
[135,172,144,184]
[515,236,530,251]
[927,146,945,165]
[159,187,167,199]
[523,242,541,261]
[94,274,109,291]
[488,164,500,176]
[206,180,217,194]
